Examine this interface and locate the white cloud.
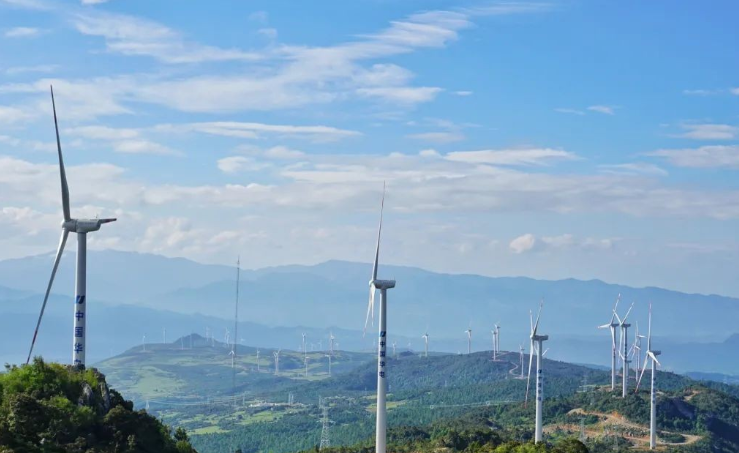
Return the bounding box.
[257,28,277,39]
[510,233,615,254]
[587,105,615,115]
[510,234,536,254]
[72,11,262,63]
[683,89,719,96]
[454,91,472,96]
[598,162,668,176]
[407,131,465,144]
[217,156,271,173]
[65,125,139,140]
[113,139,180,156]
[446,148,577,166]
[419,149,440,157]
[4,64,59,75]
[165,121,361,143]
[555,108,585,116]
[647,145,739,169]
[677,123,737,140]
[81,0,109,4]
[4,26,41,37]
[730,88,739,95]
[264,146,305,159]
[0,105,34,124]
[356,86,442,104]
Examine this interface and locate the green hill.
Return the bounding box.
[0,358,198,453]
[93,340,739,453]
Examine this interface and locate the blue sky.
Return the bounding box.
[1,0,738,296]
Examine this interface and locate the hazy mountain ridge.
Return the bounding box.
[2,250,739,374]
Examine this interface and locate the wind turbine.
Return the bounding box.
[614,301,635,398]
[465,328,472,354]
[231,257,240,373]
[329,331,335,356]
[632,322,645,382]
[142,334,146,352]
[494,323,501,355]
[525,301,548,444]
[422,333,429,358]
[491,329,497,360]
[273,349,281,375]
[392,341,397,358]
[302,333,307,356]
[256,349,261,372]
[597,294,621,391]
[362,183,395,453]
[636,303,661,450]
[26,87,117,368]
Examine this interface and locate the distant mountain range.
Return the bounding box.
[1,250,738,374]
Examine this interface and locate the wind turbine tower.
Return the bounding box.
[142,334,146,352]
[422,333,429,358]
[636,304,661,450]
[273,350,281,375]
[598,295,621,391]
[26,87,117,368]
[491,329,497,360]
[329,331,335,356]
[465,328,472,354]
[525,302,548,444]
[392,342,397,358]
[256,349,260,372]
[302,333,307,356]
[615,302,635,398]
[495,323,501,355]
[362,184,396,453]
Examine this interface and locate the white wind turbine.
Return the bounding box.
[256,349,261,372]
[26,86,117,368]
[392,341,397,358]
[495,323,501,355]
[465,328,472,354]
[635,303,661,450]
[142,334,146,352]
[422,333,429,358]
[302,333,307,356]
[329,331,335,356]
[614,301,635,398]
[598,294,621,391]
[273,349,281,375]
[362,184,395,453]
[491,329,497,360]
[525,301,548,444]
[632,322,645,382]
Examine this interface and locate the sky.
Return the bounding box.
[1,0,738,297]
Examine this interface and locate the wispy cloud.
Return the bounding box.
[676,123,738,140]
[407,131,465,144]
[4,26,41,37]
[446,148,577,166]
[555,108,585,116]
[4,64,59,75]
[509,233,615,254]
[162,122,361,143]
[217,156,271,174]
[598,162,668,176]
[72,11,262,63]
[453,90,473,96]
[647,145,739,169]
[587,105,616,115]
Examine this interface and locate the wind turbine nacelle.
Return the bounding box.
[373,279,396,289]
[62,218,117,233]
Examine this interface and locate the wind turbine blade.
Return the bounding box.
[533,300,543,334]
[635,360,648,391]
[371,182,385,282]
[50,86,70,222]
[363,285,375,337]
[613,310,622,325]
[597,323,611,329]
[525,339,535,406]
[26,229,68,364]
[647,351,660,366]
[622,302,635,323]
[610,328,616,350]
[529,309,534,334]
[647,302,653,351]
